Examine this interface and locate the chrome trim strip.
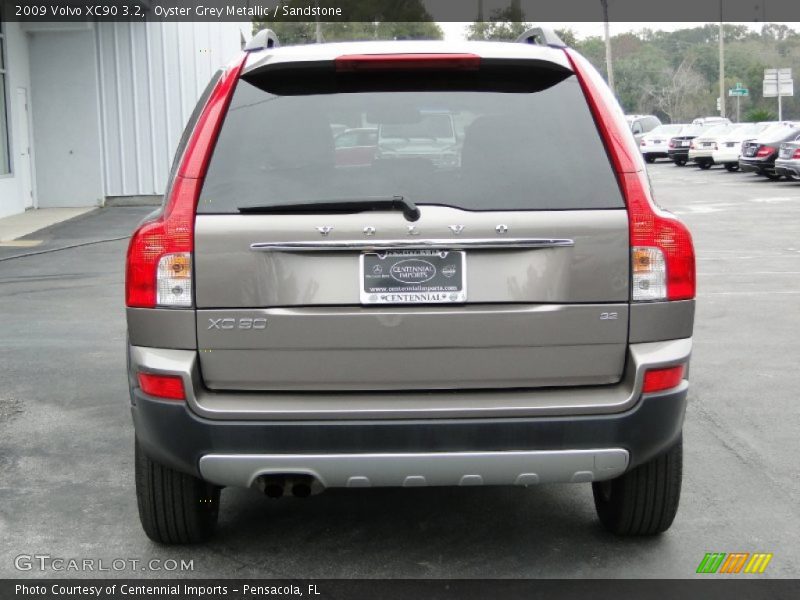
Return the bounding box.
[198,449,630,489]
[250,238,574,252]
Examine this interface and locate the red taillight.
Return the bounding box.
[668,140,676,148]
[125,54,247,308]
[643,365,685,393]
[793,148,800,159]
[756,145,775,158]
[137,373,186,401]
[335,53,480,72]
[624,171,696,300]
[565,49,695,301]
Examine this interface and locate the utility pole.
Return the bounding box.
[601,0,615,94]
[719,2,725,117]
[315,0,323,43]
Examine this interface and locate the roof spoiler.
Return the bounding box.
[516,27,567,49]
[246,29,280,52]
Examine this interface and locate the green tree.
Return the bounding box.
[745,108,777,122]
[256,20,442,44]
[254,0,442,44]
[466,1,529,41]
[554,28,577,47]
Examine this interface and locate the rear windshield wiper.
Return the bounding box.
[238,196,420,222]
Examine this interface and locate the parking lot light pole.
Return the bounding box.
[719,6,726,118]
[601,0,615,95]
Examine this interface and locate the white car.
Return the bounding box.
[626,115,662,144]
[639,124,686,163]
[712,122,787,171]
[688,124,738,169]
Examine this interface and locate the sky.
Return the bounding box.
[438,21,797,41]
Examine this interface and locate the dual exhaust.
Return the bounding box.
[257,474,319,499]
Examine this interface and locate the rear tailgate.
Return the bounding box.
[193,49,630,391]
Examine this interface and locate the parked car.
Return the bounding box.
[775,140,800,181]
[687,124,737,169]
[334,127,378,167]
[377,111,460,169]
[639,124,686,163]
[667,125,704,166]
[125,29,695,543]
[740,125,800,179]
[626,114,662,143]
[712,122,777,171]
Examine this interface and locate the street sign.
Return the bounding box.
[764,68,792,81]
[763,67,793,98]
[728,87,749,97]
[763,80,794,97]
[763,68,793,120]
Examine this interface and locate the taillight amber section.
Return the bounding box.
[632,246,667,301]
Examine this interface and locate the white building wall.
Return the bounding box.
[96,22,246,198]
[0,21,34,219]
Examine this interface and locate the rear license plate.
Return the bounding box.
[653,139,662,144]
[360,250,466,304]
[726,142,736,147]
[681,141,690,147]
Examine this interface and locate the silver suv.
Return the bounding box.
[126,28,695,543]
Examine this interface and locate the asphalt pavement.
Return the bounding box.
[0,164,798,578]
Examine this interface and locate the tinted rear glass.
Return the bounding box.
[650,124,683,136]
[198,64,624,213]
[758,127,800,144]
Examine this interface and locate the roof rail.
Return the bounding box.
[245,29,280,52]
[516,27,567,49]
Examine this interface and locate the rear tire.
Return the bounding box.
[698,161,712,170]
[673,158,687,166]
[724,163,739,172]
[135,439,221,544]
[593,436,682,536]
[763,170,782,181]
[644,155,656,164]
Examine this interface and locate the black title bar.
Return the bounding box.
[2,0,800,23]
[3,579,800,600]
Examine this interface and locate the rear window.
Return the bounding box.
[651,124,683,136]
[198,63,624,213]
[758,127,799,144]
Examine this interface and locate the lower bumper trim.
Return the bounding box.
[198,449,630,488]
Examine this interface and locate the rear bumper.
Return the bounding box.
[739,158,774,173]
[775,158,800,177]
[667,149,689,159]
[688,149,714,161]
[132,384,686,487]
[640,146,668,156]
[129,337,691,489]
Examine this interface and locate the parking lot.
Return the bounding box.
[0,161,798,579]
